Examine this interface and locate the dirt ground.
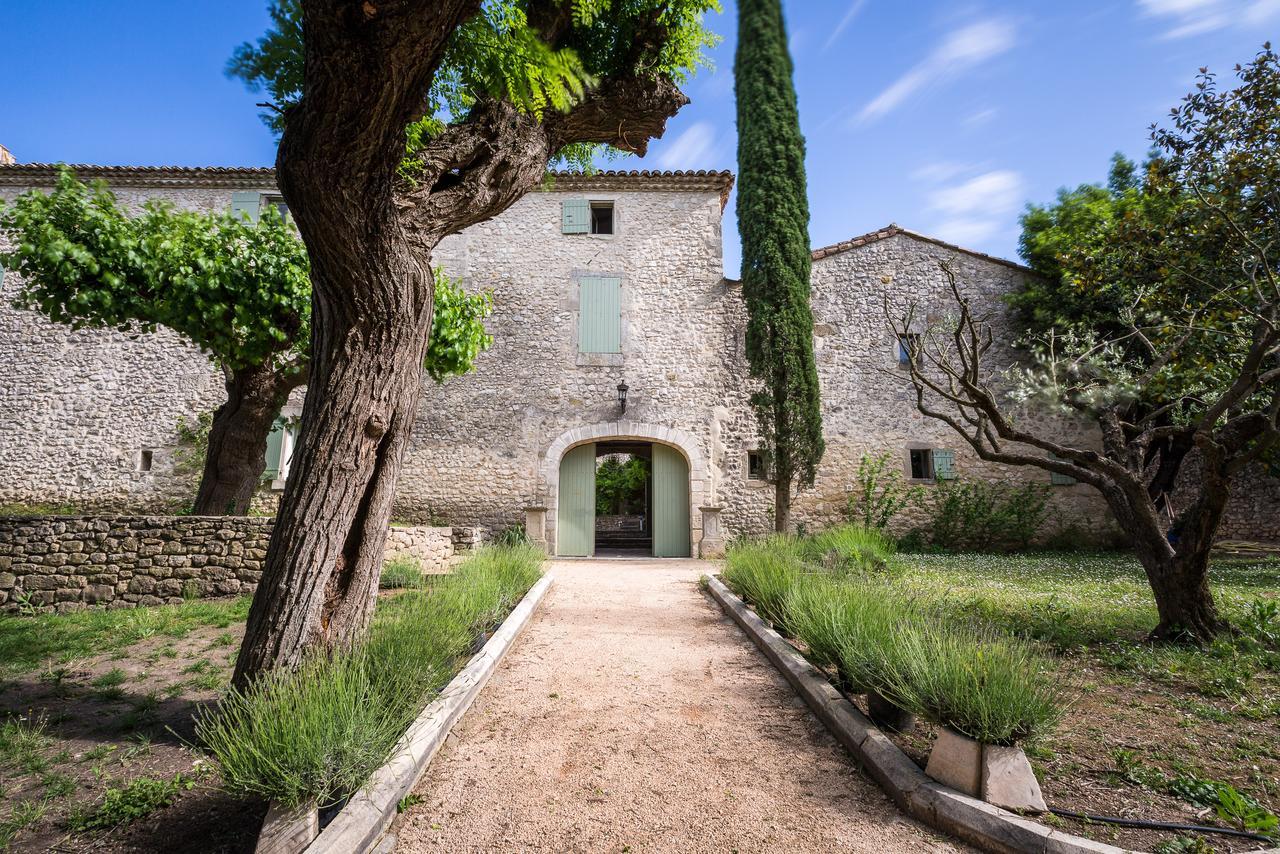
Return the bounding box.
[393,559,962,854]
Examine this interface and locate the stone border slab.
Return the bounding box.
[705,576,1131,854]
[256,572,555,854]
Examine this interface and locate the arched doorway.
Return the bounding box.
[557,441,690,557]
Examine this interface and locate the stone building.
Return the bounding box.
[1,163,1276,555]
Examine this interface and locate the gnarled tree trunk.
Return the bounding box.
[233,220,435,684]
[192,362,301,516]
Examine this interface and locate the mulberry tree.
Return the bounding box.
[1,169,493,515]
[226,0,717,685]
[734,0,824,532]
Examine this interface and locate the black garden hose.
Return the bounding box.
[1049,806,1278,845]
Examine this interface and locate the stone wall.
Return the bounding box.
[0,516,475,614]
[1,167,1277,550]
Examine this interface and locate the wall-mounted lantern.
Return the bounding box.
[617,380,629,413]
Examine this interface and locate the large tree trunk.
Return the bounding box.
[1101,480,1226,643]
[192,363,299,516]
[233,238,435,687]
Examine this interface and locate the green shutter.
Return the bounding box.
[557,443,596,556]
[561,198,589,234]
[652,443,691,557]
[1049,454,1077,486]
[932,449,956,480]
[264,419,286,478]
[231,191,262,223]
[579,276,621,353]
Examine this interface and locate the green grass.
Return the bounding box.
[0,716,52,776]
[196,545,543,809]
[725,528,1065,745]
[0,597,252,679]
[0,800,48,849]
[379,554,427,590]
[894,551,1280,698]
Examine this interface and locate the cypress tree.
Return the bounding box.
[735,0,825,532]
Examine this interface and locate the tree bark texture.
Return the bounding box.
[192,362,300,516]
[232,0,690,687]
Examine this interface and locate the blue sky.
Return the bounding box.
[2,1,1275,276]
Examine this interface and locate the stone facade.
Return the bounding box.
[0,164,1276,554]
[0,515,479,614]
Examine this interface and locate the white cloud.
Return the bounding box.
[910,161,971,183]
[857,19,1016,123]
[823,0,869,53]
[1137,0,1280,37]
[655,122,718,169]
[963,107,998,127]
[925,169,1024,247]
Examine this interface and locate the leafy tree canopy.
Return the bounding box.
[228,0,720,170]
[1,169,492,383]
[1013,47,1280,422]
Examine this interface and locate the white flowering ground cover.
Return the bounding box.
[887,550,1280,852]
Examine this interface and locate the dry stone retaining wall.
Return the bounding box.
[0,516,478,614]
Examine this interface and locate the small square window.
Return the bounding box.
[747,450,770,481]
[908,448,933,480]
[590,202,614,235]
[896,333,920,366]
[137,449,154,472]
[263,195,291,221]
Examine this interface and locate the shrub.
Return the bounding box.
[848,451,923,530]
[873,619,1063,745]
[379,555,426,589]
[493,524,530,547]
[196,545,542,809]
[922,479,1051,552]
[722,539,808,635]
[797,524,898,576]
[787,577,911,693]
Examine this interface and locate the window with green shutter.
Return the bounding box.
[561,198,590,234]
[932,448,957,480]
[230,191,262,223]
[579,276,621,353]
[264,419,286,478]
[1049,453,1077,485]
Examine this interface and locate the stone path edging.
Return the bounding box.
[257,572,556,854]
[705,576,1131,854]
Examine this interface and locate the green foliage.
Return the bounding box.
[379,555,427,590]
[795,524,897,577]
[0,168,310,375]
[172,411,214,480]
[228,0,720,167]
[1012,45,1280,429]
[872,620,1063,745]
[594,455,648,515]
[917,479,1051,553]
[849,452,922,531]
[67,773,193,831]
[734,0,824,510]
[494,524,530,547]
[0,169,494,386]
[426,268,494,383]
[722,538,807,636]
[196,545,543,808]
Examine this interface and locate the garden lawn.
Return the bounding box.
[894,550,1280,852]
[0,554,462,853]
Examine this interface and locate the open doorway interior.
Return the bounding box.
[594,442,652,556]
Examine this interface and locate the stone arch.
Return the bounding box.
[540,421,708,556]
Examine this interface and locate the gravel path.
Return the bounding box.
[393,559,962,853]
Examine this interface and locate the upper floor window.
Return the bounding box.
[590,202,614,235]
[230,191,291,224]
[562,198,615,235]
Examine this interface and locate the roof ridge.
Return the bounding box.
[811,224,1031,273]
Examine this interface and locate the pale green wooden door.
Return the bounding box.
[557,443,596,556]
[652,444,691,558]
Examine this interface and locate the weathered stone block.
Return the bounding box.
[925,727,982,797]
[981,744,1047,813]
[84,584,114,604]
